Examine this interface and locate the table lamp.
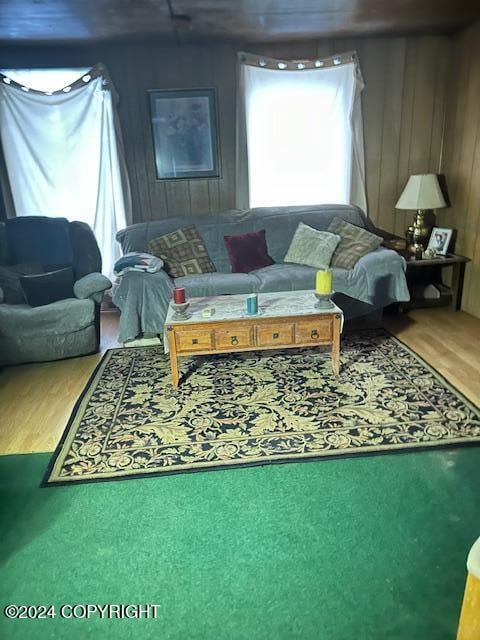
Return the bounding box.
[395,174,447,253]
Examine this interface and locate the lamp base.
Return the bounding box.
[410,209,431,251]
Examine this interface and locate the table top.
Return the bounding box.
[398,252,470,267]
[165,290,343,326]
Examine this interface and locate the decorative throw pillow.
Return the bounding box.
[223,229,274,273]
[328,217,383,269]
[0,263,44,304]
[147,226,216,279]
[20,267,75,307]
[283,222,341,269]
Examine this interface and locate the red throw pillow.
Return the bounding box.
[224,229,275,273]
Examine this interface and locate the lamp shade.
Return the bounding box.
[395,174,447,210]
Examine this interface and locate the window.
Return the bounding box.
[240,59,364,209]
[0,67,128,276]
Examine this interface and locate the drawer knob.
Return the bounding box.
[273,332,279,339]
[192,338,198,345]
[311,329,319,339]
[231,335,239,345]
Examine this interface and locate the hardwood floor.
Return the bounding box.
[0,308,479,456]
[383,308,480,404]
[0,311,120,456]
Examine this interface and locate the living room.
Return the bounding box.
[0,1,479,639]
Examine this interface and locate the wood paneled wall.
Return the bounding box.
[441,21,480,318]
[0,34,451,233]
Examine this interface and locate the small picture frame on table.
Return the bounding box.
[427,227,453,256]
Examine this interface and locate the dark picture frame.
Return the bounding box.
[149,88,220,180]
[427,226,453,256]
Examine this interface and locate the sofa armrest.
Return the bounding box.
[74,272,112,303]
[353,248,410,305]
[112,269,174,344]
[354,247,406,272]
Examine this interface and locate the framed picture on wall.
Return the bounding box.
[149,88,220,180]
[427,227,453,256]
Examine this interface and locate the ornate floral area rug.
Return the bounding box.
[45,331,480,485]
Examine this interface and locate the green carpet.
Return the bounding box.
[1,449,480,639]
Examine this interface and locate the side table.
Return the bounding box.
[396,252,470,311]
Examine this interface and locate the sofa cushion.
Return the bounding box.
[223,229,274,273]
[147,225,216,278]
[0,298,95,336]
[253,263,317,292]
[328,217,382,269]
[175,272,260,297]
[0,262,44,304]
[20,267,75,307]
[284,222,340,269]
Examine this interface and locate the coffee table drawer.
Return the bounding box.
[215,326,253,349]
[295,318,333,343]
[257,323,294,347]
[176,330,213,352]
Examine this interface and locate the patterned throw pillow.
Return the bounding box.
[147,225,216,279]
[284,222,340,269]
[328,217,382,269]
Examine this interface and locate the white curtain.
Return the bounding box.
[0,67,131,277]
[236,52,367,213]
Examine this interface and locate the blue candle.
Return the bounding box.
[246,293,258,315]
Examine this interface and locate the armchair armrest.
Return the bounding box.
[74,272,112,303]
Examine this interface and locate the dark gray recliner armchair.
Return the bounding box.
[0,216,111,366]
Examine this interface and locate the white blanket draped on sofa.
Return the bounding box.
[0,65,131,277]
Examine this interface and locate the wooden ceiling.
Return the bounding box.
[1,0,479,44]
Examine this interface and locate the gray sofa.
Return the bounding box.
[114,204,410,343]
[0,216,111,366]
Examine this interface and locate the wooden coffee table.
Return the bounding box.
[165,290,343,388]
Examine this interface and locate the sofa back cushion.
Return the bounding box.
[3,217,101,280]
[7,216,73,268]
[116,204,370,273]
